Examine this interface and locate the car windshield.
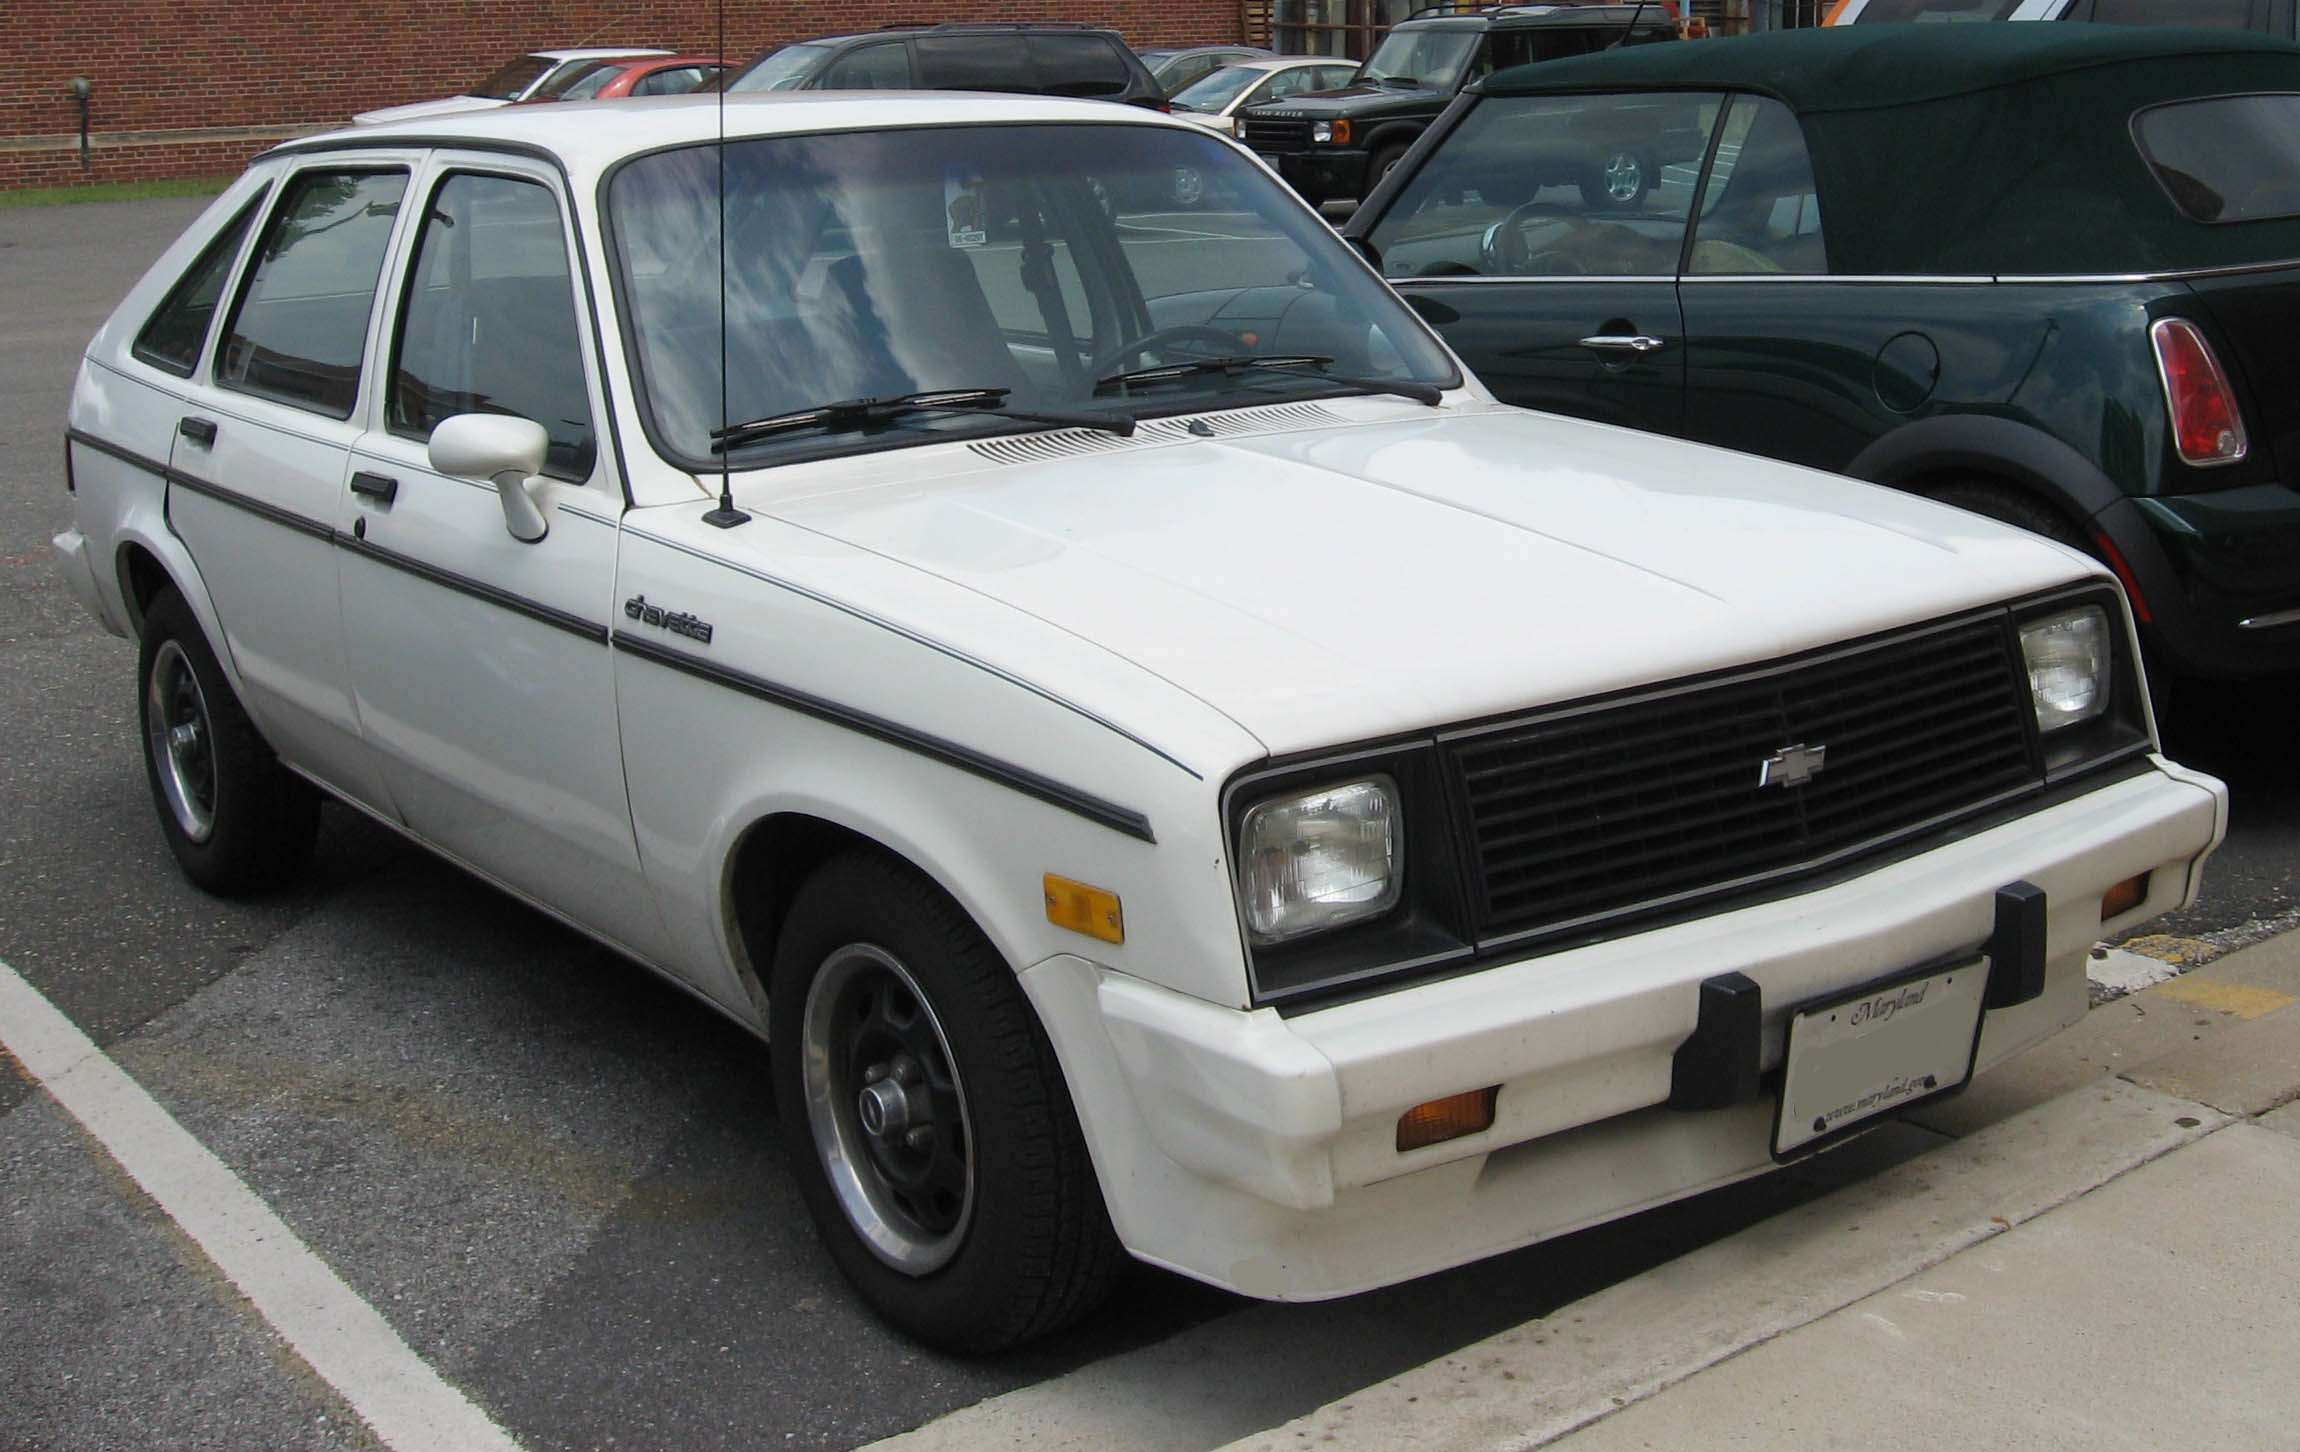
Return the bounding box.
[727,43,836,93]
[1360,29,1478,88]
[469,55,555,100]
[1172,65,1268,111]
[609,122,1457,465]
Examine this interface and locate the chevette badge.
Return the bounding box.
[1759,742,1827,789]
[623,594,714,645]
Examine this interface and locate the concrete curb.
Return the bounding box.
[1214,1077,2226,1452]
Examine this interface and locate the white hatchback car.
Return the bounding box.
[56,92,2226,1352]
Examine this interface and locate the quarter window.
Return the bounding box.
[1688,97,1826,274]
[133,193,263,377]
[217,169,406,418]
[1367,92,1720,279]
[1030,36,1132,98]
[2134,93,2300,224]
[390,173,595,481]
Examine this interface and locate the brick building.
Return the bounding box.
[2,0,1245,190]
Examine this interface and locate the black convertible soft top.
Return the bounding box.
[1479,23,2300,274]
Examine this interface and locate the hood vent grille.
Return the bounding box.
[964,402,1345,467]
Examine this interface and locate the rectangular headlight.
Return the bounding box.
[1239,776,1401,943]
[2019,605,2112,732]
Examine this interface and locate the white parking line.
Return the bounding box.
[0,958,526,1452]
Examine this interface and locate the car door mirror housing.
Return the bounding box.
[429,413,551,542]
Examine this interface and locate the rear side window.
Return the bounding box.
[218,169,407,418]
[821,42,915,89]
[391,173,595,480]
[133,194,263,377]
[1031,36,1132,97]
[915,35,1022,90]
[1689,97,1826,274]
[2135,94,2300,223]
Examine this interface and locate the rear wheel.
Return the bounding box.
[136,587,318,895]
[769,851,1121,1353]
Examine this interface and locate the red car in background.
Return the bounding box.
[529,54,728,101]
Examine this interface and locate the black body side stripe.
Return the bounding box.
[338,535,611,644]
[66,428,170,481]
[615,634,1158,844]
[166,469,337,541]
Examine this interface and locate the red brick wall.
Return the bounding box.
[2,0,1241,189]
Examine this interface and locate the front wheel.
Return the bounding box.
[136,587,318,895]
[770,852,1120,1353]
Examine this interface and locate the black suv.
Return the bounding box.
[722,23,1167,109]
[1238,3,1680,206]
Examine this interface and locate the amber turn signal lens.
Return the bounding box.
[1396,1086,1499,1153]
[1044,874,1124,945]
[2101,872,2149,921]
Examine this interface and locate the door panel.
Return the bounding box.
[1398,279,1685,433]
[336,164,671,964]
[171,165,409,812]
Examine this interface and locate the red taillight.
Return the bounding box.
[2151,317,2248,467]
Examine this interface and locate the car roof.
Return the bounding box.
[272,92,1188,180]
[533,47,674,61]
[1230,55,1352,71]
[1481,19,2298,108]
[1400,3,1676,30]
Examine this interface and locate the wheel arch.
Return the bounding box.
[109,521,256,705]
[1844,413,2182,630]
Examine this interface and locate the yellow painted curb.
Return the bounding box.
[2149,977,2297,1022]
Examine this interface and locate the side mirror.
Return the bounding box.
[429,414,551,542]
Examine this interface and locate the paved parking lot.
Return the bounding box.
[4,195,2296,1452]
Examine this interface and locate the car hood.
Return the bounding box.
[351,94,507,126]
[763,406,2093,758]
[1246,84,1440,116]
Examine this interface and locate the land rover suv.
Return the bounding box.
[1238,2,1681,206]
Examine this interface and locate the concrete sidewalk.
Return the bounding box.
[1222,930,2300,1452]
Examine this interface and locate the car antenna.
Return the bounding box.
[566,13,630,49]
[1611,0,1653,49]
[702,0,751,528]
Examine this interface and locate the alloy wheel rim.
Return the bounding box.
[144,640,217,843]
[1605,152,1644,202]
[801,942,975,1275]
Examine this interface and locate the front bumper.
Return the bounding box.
[1253,147,1369,204]
[1023,759,2225,1300]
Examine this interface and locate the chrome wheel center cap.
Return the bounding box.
[858,1074,914,1139]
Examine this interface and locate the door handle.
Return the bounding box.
[178,416,217,446]
[1578,334,1672,354]
[349,471,399,504]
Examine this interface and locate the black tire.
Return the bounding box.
[1365,143,1410,198]
[135,587,318,895]
[1922,479,2086,551]
[769,851,1121,1354]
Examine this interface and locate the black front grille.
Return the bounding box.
[1448,615,2037,946]
[1239,116,1311,151]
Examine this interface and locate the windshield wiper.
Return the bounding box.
[709,387,1134,452]
[1092,354,1443,406]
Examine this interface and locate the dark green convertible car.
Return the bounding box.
[1350,24,2300,680]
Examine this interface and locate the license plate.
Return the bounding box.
[1774,960,1987,1158]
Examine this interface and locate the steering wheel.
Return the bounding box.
[1087,324,1245,379]
[1480,202,1595,275]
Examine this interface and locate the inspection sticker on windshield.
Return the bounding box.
[945,167,988,249]
[1775,959,1987,1157]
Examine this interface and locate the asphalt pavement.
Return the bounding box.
[4,195,2298,1452]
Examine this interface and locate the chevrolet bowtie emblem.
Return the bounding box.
[1759,742,1828,789]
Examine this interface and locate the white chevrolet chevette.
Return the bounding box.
[55,92,2227,1352]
